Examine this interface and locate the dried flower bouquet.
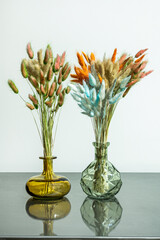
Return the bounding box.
[70,48,152,144]
[8,43,71,157]
[8,43,71,199]
[70,48,153,199]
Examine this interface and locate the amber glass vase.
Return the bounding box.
[26,157,71,200]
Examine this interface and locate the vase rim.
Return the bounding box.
[39,156,57,160]
[92,142,110,148]
[92,142,110,146]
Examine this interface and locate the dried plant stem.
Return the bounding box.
[18,94,26,103]
[40,95,51,157]
[27,79,36,96]
[31,111,42,144]
[92,102,118,192]
[52,107,62,148]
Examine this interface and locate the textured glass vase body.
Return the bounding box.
[80,142,122,199]
[26,157,71,200]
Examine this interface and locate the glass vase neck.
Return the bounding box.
[39,156,57,176]
[93,142,110,159]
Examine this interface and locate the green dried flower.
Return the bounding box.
[62,66,71,81]
[27,43,34,59]
[21,60,28,78]
[47,66,53,81]
[56,84,62,96]
[45,99,53,108]
[28,94,38,109]
[66,86,71,94]
[62,62,69,75]
[40,70,45,85]
[26,102,35,110]
[44,48,49,64]
[58,93,64,107]
[40,84,46,95]
[8,80,19,94]
[28,76,38,88]
[49,82,56,97]
[58,69,62,84]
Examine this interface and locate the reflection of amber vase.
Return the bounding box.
[26,157,71,200]
[26,197,71,236]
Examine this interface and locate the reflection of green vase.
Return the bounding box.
[26,197,71,236]
[80,197,122,236]
[80,142,122,199]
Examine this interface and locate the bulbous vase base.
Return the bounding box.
[80,160,122,200]
[26,174,71,200]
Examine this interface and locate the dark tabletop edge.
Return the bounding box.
[0,172,160,174]
[1,235,160,240]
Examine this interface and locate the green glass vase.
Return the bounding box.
[80,142,122,199]
[26,157,71,200]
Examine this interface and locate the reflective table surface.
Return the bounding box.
[0,173,160,239]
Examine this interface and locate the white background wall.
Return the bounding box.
[0,0,160,172]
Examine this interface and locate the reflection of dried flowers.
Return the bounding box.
[8,43,71,157]
[70,48,153,143]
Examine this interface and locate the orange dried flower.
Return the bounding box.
[90,52,95,62]
[82,51,90,63]
[77,52,86,68]
[70,51,92,84]
[111,48,117,63]
[97,73,103,84]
